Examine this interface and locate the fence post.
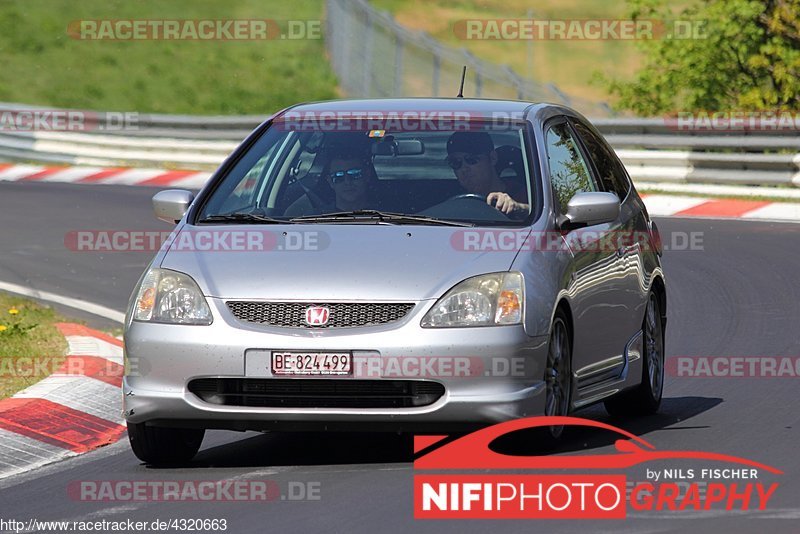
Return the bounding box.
[362,10,374,97]
[394,35,404,97]
[338,1,352,93]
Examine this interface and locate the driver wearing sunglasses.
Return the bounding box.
[446,131,529,218]
[324,155,374,212]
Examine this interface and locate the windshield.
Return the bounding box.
[197,119,536,226]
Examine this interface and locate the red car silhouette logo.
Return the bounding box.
[414,416,783,474]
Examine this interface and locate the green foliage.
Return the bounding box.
[601,0,800,114]
[547,124,594,209]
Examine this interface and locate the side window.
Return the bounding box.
[214,142,281,216]
[572,122,630,200]
[545,122,596,211]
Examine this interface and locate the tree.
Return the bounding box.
[601,0,800,114]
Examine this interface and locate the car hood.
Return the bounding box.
[159,224,526,301]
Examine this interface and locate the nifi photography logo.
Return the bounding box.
[413,416,782,519]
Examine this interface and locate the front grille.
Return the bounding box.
[226,301,415,328]
[188,378,445,408]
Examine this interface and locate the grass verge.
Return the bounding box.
[0,292,68,400]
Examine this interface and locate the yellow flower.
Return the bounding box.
[8,308,19,315]
[0,325,7,332]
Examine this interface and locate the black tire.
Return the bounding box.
[605,291,665,416]
[539,310,572,447]
[128,422,205,465]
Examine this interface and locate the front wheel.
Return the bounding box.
[605,291,665,416]
[128,422,205,465]
[541,311,572,443]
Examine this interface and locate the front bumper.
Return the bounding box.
[123,298,549,431]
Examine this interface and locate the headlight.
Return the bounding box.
[132,268,212,325]
[421,272,524,327]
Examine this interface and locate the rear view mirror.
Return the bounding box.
[564,192,619,227]
[396,139,424,155]
[371,138,425,156]
[153,189,194,224]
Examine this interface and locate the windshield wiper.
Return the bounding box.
[290,210,474,227]
[197,212,288,224]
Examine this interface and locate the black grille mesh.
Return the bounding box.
[189,378,445,408]
[226,301,415,328]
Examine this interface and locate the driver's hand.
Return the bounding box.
[487,192,523,216]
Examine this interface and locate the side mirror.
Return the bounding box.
[153,189,194,224]
[564,192,619,227]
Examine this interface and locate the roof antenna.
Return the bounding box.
[457,66,467,98]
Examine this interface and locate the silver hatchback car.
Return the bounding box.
[123,99,666,464]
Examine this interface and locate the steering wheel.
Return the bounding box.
[447,193,487,202]
[426,193,509,220]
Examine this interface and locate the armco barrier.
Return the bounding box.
[0,103,798,186]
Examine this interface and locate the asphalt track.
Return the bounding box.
[1,181,799,533]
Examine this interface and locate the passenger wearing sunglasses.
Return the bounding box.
[324,156,374,212]
[446,131,529,218]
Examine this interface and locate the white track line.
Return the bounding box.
[740,202,800,220]
[0,280,124,324]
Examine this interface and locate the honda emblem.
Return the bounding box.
[304,306,330,326]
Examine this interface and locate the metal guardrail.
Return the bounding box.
[0,130,238,170]
[0,103,798,186]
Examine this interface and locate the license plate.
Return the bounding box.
[271,352,352,376]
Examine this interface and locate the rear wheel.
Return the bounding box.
[605,291,664,416]
[128,422,205,465]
